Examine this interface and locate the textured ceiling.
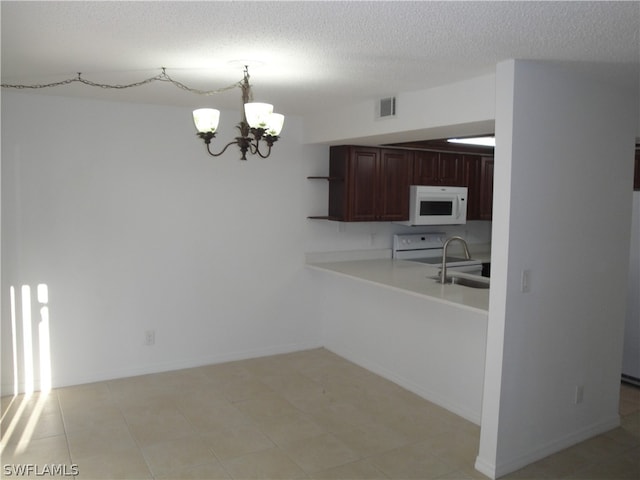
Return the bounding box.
[1,1,639,116]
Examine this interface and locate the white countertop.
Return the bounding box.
[307,258,490,313]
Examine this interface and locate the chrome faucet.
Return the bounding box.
[440,236,471,284]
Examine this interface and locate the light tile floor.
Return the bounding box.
[1,348,638,479]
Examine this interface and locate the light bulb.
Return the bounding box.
[193,108,220,133]
[244,103,273,129]
[265,113,285,136]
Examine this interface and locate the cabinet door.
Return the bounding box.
[463,155,481,220]
[413,151,464,185]
[328,146,349,220]
[479,157,494,220]
[378,149,413,221]
[413,150,439,185]
[347,147,379,221]
[438,153,465,186]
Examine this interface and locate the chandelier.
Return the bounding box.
[192,66,284,160]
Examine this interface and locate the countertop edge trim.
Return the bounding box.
[306,263,489,315]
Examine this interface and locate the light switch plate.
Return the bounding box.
[521,269,531,293]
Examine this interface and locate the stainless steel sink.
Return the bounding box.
[430,274,490,289]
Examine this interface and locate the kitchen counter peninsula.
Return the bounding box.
[306,255,489,424]
[307,258,489,312]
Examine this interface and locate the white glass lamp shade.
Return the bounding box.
[193,108,220,133]
[265,113,285,136]
[244,102,273,129]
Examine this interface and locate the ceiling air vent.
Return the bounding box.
[377,96,396,119]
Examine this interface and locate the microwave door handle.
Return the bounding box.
[455,196,461,219]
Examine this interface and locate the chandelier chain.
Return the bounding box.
[1,68,241,96]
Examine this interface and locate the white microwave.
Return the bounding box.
[399,185,468,226]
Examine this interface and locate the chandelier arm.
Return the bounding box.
[254,141,273,159]
[247,139,259,155]
[206,140,239,157]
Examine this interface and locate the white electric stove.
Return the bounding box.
[392,233,482,275]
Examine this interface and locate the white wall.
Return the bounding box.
[476,60,638,478]
[1,92,333,393]
[303,74,496,145]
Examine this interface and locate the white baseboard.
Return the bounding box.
[324,344,482,425]
[1,340,323,395]
[474,456,497,479]
[475,414,621,479]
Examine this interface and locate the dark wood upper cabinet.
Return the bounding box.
[312,145,494,222]
[413,151,465,186]
[325,146,412,222]
[457,154,494,221]
[438,153,466,186]
[478,156,494,220]
[463,155,481,220]
[412,150,439,185]
[347,147,378,221]
[378,149,413,221]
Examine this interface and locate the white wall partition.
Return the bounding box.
[476,60,638,478]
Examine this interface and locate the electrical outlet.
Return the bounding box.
[145,330,155,346]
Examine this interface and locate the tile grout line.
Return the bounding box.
[53,391,79,478]
[103,380,157,480]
